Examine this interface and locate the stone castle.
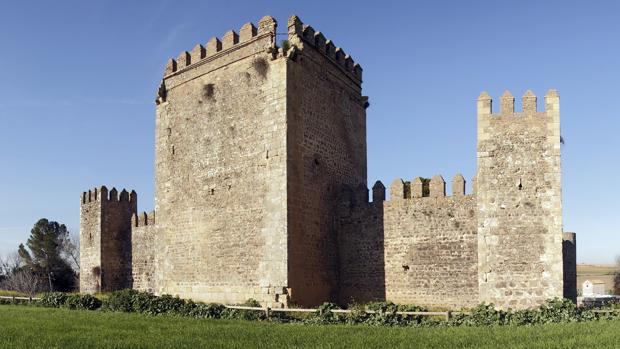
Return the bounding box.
[79,15,577,309]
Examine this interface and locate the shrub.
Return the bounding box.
[40,292,68,308]
[65,294,102,310]
[103,289,138,312]
[8,291,618,328]
[185,301,225,319]
[536,298,578,324]
[221,299,265,321]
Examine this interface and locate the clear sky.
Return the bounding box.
[0,1,618,263]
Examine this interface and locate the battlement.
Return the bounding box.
[132,211,156,227]
[346,174,471,205]
[163,15,277,78]
[386,174,472,201]
[287,15,362,83]
[81,186,137,205]
[477,89,559,116]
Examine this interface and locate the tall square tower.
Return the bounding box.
[153,15,367,306]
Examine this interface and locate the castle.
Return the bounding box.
[79,15,577,310]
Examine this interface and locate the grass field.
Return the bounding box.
[577,264,618,294]
[2,305,620,349]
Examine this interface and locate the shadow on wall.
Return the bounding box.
[562,233,577,303]
[337,182,386,305]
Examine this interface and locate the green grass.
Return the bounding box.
[2,305,620,349]
[0,290,27,297]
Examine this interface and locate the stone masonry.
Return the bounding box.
[79,15,576,309]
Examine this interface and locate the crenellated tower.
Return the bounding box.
[79,186,137,293]
[153,15,366,306]
[476,90,564,308]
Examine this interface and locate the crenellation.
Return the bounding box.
[411,177,424,198]
[165,58,177,75]
[335,47,345,65]
[372,181,386,202]
[221,30,239,50]
[119,189,129,202]
[258,15,276,35]
[302,25,315,42]
[287,15,303,35]
[176,51,191,69]
[353,63,363,80]
[206,37,222,56]
[288,15,362,82]
[109,187,118,202]
[313,32,326,52]
[239,22,257,42]
[390,178,406,200]
[344,55,354,71]
[500,90,515,114]
[477,91,492,115]
[325,40,336,60]
[162,16,277,83]
[479,90,560,119]
[522,90,537,113]
[429,175,446,198]
[191,44,206,62]
[385,175,469,201]
[452,174,466,196]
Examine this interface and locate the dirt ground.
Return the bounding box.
[577,264,618,295]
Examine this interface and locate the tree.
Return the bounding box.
[18,219,76,292]
[1,269,41,297]
[0,252,21,281]
[59,231,80,273]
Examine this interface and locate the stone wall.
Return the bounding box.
[338,175,478,309]
[131,211,156,292]
[285,15,367,305]
[154,16,290,306]
[476,90,564,309]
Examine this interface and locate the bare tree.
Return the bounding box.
[59,231,80,273]
[0,252,22,278]
[2,269,41,297]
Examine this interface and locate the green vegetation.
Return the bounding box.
[1,218,79,296]
[2,305,620,349]
[10,289,620,327]
[280,39,291,54]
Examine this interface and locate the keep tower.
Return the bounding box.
[151,15,367,306]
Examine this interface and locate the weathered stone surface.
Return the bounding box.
[79,15,575,310]
[339,189,478,308]
[79,186,135,293]
[476,90,564,309]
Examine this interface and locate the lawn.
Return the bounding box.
[1,305,619,349]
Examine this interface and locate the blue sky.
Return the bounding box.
[0,1,618,263]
